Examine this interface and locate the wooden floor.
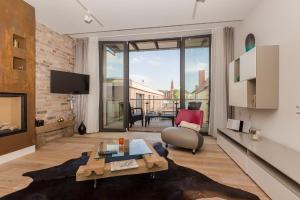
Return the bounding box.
[0,132,270,199]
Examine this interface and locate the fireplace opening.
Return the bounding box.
[0,93,27,137]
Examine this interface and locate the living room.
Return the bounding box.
[0,0,299,199]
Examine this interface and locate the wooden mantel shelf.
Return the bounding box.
[36,120,74,134]
[36,120,75,148]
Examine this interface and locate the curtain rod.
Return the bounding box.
[76,27,216,40]
[68,19,241,37]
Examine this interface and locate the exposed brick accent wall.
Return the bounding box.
[35,23,75,124]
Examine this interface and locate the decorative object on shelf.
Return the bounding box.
[252,129,261,141]
[249,128,261,141]
[35,119,44,127]
[57,117,64,123]
[242,121,251,133]
[13,38,19,48]
[78,121,86,135]
[118,137,125,145]
[227,119,251,133]
[226,119,242,132]
[245,33,256,52]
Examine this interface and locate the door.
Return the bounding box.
[240,47,256,81]
[99,42,129,131]
[182,36,211,133]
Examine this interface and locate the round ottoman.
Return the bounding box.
[161,127,204,154]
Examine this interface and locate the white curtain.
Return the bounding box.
[209,28,228,137]
[74,38,89,130]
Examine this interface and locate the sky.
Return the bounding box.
[105,47,209,92]
[129,50,180,91]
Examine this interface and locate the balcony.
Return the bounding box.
[129,98,209,132]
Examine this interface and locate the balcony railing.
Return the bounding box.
[129,98,209,124]
[102,98,209,127]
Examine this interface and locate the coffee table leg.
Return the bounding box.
[93,179,97,189]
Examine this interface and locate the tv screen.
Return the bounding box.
[50,70,90,94]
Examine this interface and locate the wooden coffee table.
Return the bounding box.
[76,139,168,188]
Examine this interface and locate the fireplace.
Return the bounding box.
[0,93,27,137]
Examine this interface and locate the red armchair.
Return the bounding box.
[175,109,204,128]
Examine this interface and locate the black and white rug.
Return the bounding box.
[1,143,260,200]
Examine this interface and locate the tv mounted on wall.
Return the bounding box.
[50,70,90,94]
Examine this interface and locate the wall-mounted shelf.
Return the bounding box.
[13,47,26,59]
[12,34,27,71]
[13,34,26,49]
[13,57,26,71]
[229,46,279,109]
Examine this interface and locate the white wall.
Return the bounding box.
[234,0,300,151]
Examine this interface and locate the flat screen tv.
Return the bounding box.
[50,70,90,94]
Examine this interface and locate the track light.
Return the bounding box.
[84,11,93,24]
[192,0,206,19]
[75,0,104,26]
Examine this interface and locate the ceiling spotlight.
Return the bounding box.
[84,12,93,24]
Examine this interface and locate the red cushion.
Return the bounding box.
[175,109,204,127]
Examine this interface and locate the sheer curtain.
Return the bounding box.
[74,38,89,130]
[209,27,234,137]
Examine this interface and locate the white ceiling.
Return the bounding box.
[25,0,261,36]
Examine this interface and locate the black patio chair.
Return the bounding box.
[129,104,144,128]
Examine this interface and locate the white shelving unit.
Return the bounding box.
[217,128,300,200]
[229,46,279,109]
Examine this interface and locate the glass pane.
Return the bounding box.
[185,37,210,133]
[129,47,180,131]
[102,43,125,129]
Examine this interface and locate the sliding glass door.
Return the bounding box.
[183,36,211,132]
[99,42,129,131]
[98,36,211,133]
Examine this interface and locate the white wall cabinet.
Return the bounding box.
[240,48,257,81]
[229,61,248,107]
[229,45,279,109]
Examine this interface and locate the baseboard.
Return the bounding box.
[0,145,36,165]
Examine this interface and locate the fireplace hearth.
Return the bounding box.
[0,93,27,137]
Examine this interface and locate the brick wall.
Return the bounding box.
[35,23,75,124]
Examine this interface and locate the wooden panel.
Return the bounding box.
[0,0,35,155]
[256,46,279,109]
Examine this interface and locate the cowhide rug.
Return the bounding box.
[1,143,259,200]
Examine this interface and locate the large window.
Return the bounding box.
[99,36,211,132]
